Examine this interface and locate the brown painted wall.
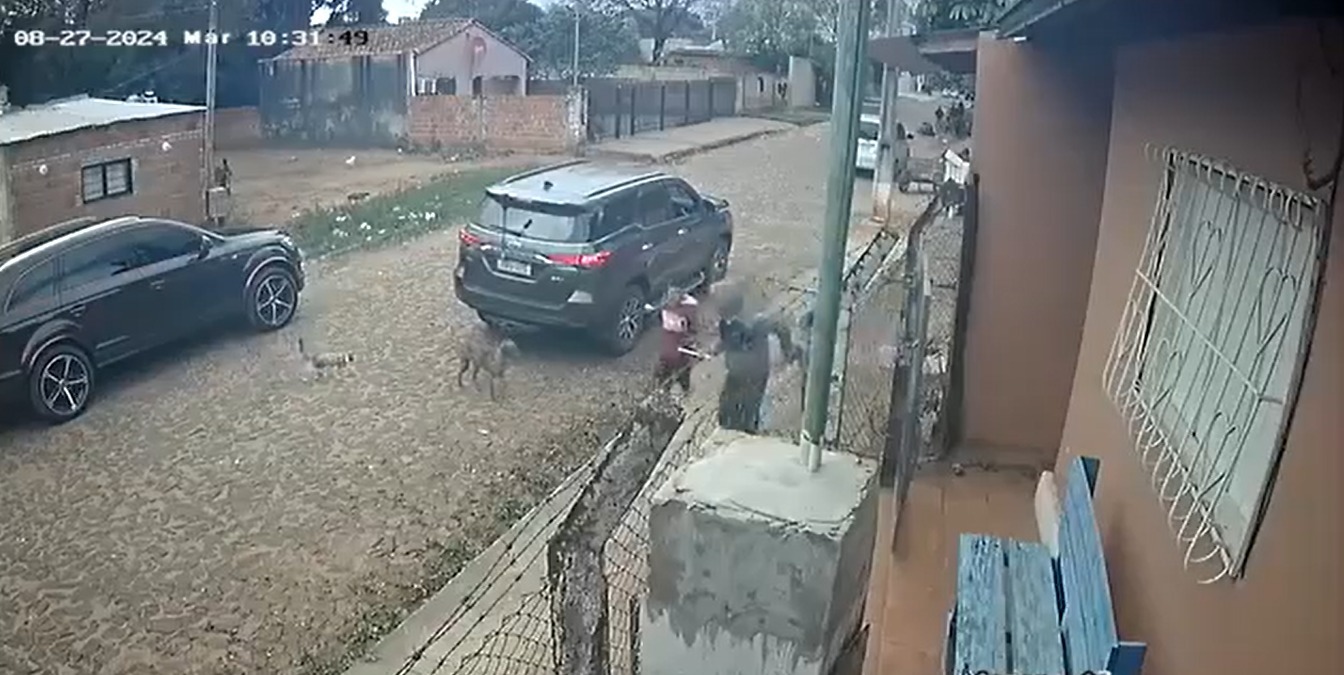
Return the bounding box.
[4,113,205,239]
[962,36,1114,459]
[214,106,261,149]
[407,94,579,154]
[1055,20,1343,674]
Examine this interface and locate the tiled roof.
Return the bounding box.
[273,19,473,60]
[0,96,203,147]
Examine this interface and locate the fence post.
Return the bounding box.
[629,85,637,135]
[942,173,979,457]
[684,84,691,126]
[615,85,623,139]
[659,84,666,131]
[890,222,928,545]
[707,81,715,121]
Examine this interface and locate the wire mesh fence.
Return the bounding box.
[413,189,970,675]
[452,590,555,675]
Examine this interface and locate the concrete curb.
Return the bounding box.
[587,127,791,164]
[655,128,792,163]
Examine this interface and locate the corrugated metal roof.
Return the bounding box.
[272,18,473,60]
[0,95,204,147]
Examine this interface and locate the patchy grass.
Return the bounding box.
[286,166,532,258]
[746,106,831,127]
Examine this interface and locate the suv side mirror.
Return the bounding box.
[196,235,213,259]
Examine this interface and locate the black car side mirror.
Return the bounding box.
[196,235,212,259]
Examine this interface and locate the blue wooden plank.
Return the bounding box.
[1005,540,1065,675]
[954,534,1007,675]
[1058,456,1121,675]
[1107,641,1148,675]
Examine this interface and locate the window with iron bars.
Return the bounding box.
[1103,148,1326,583]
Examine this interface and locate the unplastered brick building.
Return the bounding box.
[0,95,206,243]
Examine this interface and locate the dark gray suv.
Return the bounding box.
[453,160,733,354]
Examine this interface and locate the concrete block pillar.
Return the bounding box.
[641,432,878,675]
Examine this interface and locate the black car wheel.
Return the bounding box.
[28,343,95,423]
[248,265,299,331]
[601,285,646,356]
[708,239,731,283]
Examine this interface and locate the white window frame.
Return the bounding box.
[1102,147,1326,583]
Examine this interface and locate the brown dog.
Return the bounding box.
[456,326,521,401]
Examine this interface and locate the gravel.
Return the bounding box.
[0,124,919,675]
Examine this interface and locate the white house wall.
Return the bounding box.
[417,28,528,95]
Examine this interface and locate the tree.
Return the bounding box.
[0,0,315,107]
[420,0,546,61]
[629,4,706,42]
[912,0,1003,97]
[327,0,388,24]
[719,0,817,72]
[420,0,543,35]
[528,4,639,80]
[594,0,700,64]
[913,0,1005,32]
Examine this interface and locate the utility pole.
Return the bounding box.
[871,0,905,225]
[800,0,872,472]
[571,1,581,86]
[202,0,219,221]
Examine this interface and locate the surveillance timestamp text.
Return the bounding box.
[10,29,371,48]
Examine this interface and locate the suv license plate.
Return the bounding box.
[497,259,532,276]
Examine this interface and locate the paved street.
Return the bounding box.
[0,124,921,675]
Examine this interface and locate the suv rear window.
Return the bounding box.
[477,195,593,243]
[858,120,880,141]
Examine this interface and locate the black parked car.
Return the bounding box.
[453,160,733,354]
[0,215,305,423]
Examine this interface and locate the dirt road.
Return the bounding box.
[0,125,927,675]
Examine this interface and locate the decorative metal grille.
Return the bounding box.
[1103,147,1325,583]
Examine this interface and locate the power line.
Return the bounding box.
[96,49,197,96]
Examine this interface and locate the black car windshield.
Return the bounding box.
[477,194,591,243]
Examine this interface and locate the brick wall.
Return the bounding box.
[214,106,262,148]
[407,94,583,154]
[5,113,205,238]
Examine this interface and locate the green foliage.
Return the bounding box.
[527,5,641,80]
[913,0,1007,32]
[287,166,524,258]
[419,0,542,35]
[593,0,700,63]
[326,0,389,24]
[419,0,637,79]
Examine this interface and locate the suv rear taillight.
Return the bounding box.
[549,251,612,269]
[459,228,481,247]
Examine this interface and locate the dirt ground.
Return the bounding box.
[219,148,560,226]
[0,126,935,675]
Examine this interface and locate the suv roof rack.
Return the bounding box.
[499,159,591,185]
[585,172,664,199]
[0,216,102,264]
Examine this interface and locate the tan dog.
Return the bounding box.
[298,338,356,379]
[456,326,521,401]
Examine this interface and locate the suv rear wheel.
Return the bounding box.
[600,285,646,356]
[28,342,95,423]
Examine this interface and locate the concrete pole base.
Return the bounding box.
[641,432,879,675]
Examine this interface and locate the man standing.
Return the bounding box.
[714,288,798,434]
